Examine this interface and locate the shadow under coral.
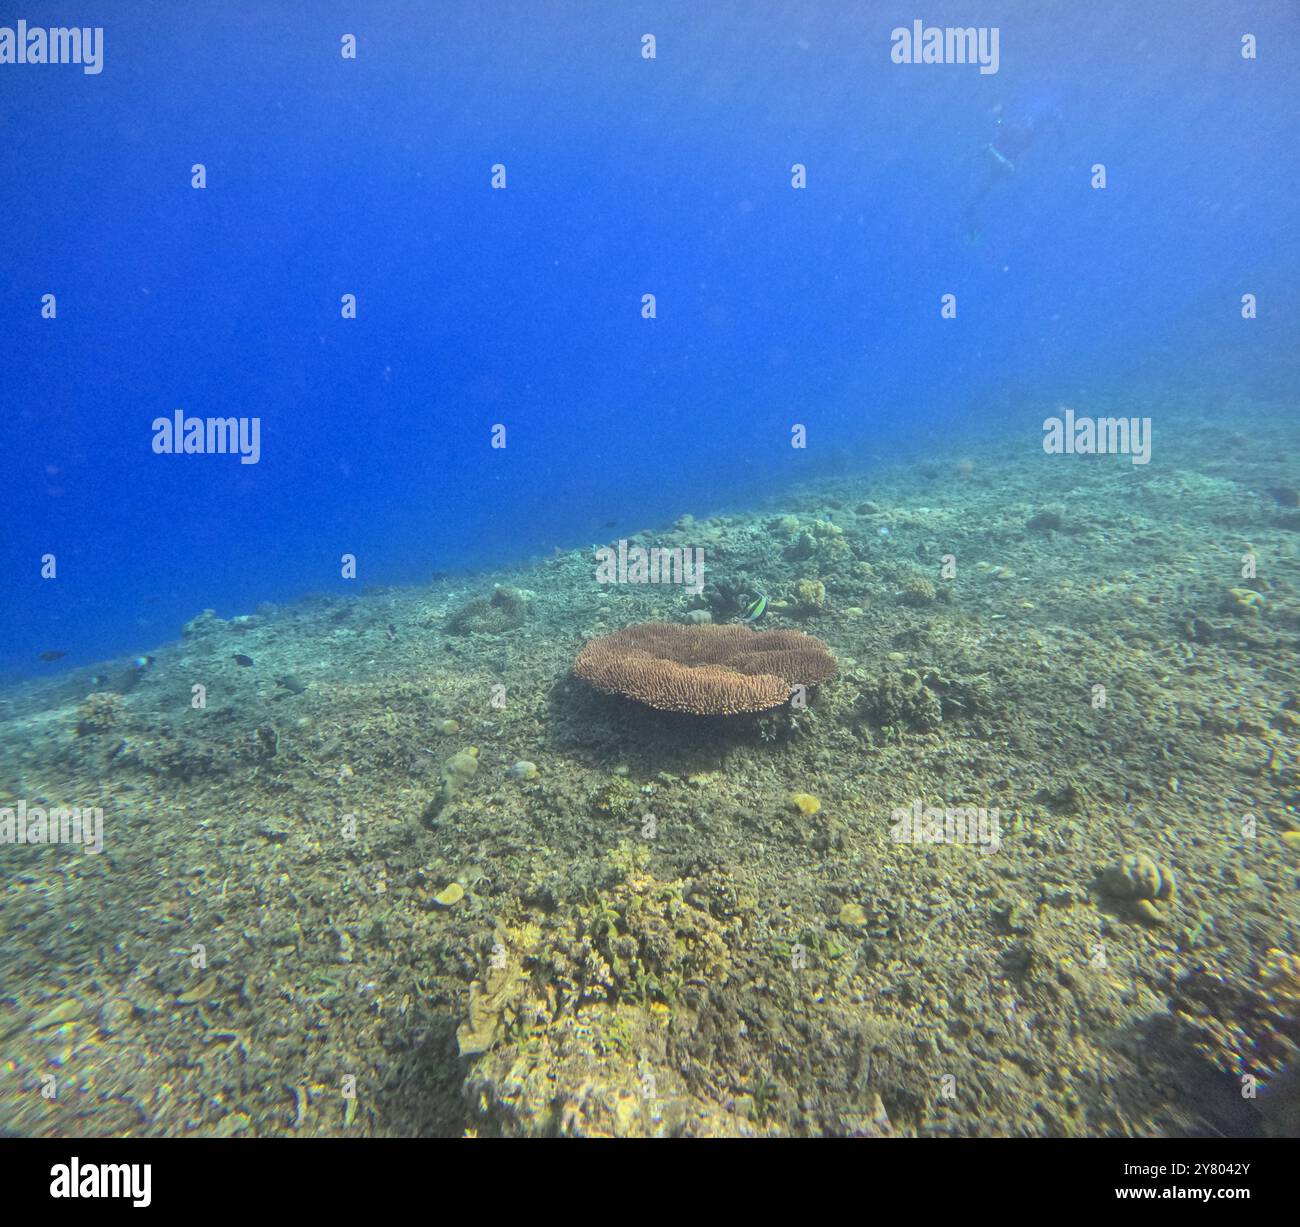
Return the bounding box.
[544,673,810,772]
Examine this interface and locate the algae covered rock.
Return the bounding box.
[447,585,529,635]
[1026,505,1066,533]
[790,578,828,616]
[457,935,526,1056]
[1099,851,1177,923]
[899,576,937,606]
[859,670,944,733]
[462,1000,753,1137]
[453,848,750,1135]
[785,520,848,567]
[423,746,480,822]
[443,747,480,783]
[75,691,126,735]
[1100,851,1176,903]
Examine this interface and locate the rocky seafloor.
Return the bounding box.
[1,402,1298,1137]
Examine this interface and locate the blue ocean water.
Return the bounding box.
[3,1,1297,678]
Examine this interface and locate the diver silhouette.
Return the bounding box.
[962,99,1064,244]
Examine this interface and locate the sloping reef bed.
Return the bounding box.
[1,404,1297,1136]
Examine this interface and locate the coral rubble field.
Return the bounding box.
[2,404,1297,1137]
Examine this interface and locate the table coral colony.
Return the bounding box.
[573,622,837,715]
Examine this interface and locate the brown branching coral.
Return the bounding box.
[573,621,837,715]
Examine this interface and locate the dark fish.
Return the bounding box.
[232,654,254,667]
[38,651,67,662]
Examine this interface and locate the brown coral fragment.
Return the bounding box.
[573,621,837,715]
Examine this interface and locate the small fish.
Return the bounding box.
[38,651,67,662]
[132,655,155,670]
[232,654,254,667]
[742,595,768,622]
